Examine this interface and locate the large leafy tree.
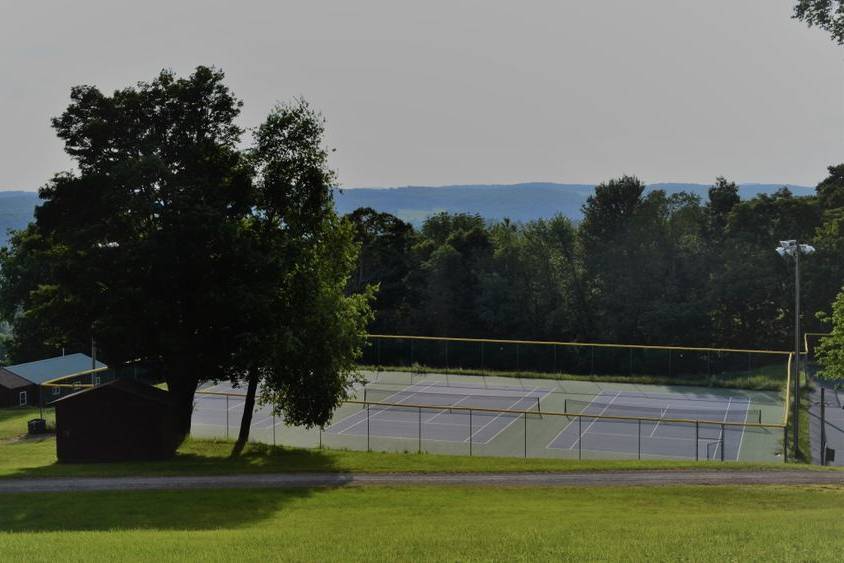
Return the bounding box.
[794,1,844,44]
[0,68,371,444]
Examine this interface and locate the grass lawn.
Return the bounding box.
[1,485,843,561]
[0,407,832,479]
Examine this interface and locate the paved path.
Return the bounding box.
[1,470,843,493]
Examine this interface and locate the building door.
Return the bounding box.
[18,391,27,406]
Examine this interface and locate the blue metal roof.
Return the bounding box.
[5,353,107,385]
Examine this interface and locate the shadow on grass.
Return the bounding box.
[4,440,347,480]
[0,486,324,532]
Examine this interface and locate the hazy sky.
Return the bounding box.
[1,0,842,190]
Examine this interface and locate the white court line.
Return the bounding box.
[544,391,609,449]
[473,387,555,446]
[575,429,699,443]
[649,404,670,437]
[464,387,538,443]
[334,383,438,435]
[569,391,622,450]
[710,396,734,460]
[425,394,471,424]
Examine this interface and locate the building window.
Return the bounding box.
[94,376,101,385]
[52,386,60,396]
[18,391,27,406]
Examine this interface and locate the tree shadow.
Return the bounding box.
[5,440,347,479]
[0,485,333,531]
[0,441,352,532]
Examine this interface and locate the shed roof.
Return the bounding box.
[4,353,107,385]
[50,378,173,406]
[0,368,33,390]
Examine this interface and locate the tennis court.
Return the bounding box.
[326,382,551,445]
[191,371,783,462]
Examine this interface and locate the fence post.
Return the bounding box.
[469,409,473,456]
[695,421,699,461]
[590,347,594,374]
[410,339,414,366]
[629,348,633,374]
[720,423,725,462]
[638,418,641,460]
[445,340,449,369]
[821,388,827,466]
[480,342,484,370]
[376,338,381,368]
[553,345,557,373]
[578,415,583,460]
[524,411,527,458]
[783,425,788,463]
[226,395,229,440]
[319,427,323,449]
[668,349,672,378]
[367,404,371,452]
[418,406,422,454]
[516,344,520,372]
[272,412,276,446]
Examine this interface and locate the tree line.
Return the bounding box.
[346,170,844,351]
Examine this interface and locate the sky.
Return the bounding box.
[0,0,842,190]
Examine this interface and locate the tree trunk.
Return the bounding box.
[167,374,199,446]
[231,367,259,457]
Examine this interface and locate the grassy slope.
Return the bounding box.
[0,407,833,479]
[2,485,843,561]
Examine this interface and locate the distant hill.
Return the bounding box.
[0,183,816,246]
[0,191,39,247]
[334,182,815,226]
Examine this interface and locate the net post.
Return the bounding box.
[536,396,541,418]
[469,409,473,456]
[226,395,229,440]
[578,415,583,460]
[720,423,725,462]
[366,403,371,452]
[363,388,367,409]
[418,406,422,454]
[695,421,699,461]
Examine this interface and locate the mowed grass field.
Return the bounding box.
[2,485,844,561]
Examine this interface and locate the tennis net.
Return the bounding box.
[564,398,762,424]
[363,387,542,414]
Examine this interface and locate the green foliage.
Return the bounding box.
[346,165,844,351]
[816,288,844,379]
[0,69,371,438]
[794,0,844,44]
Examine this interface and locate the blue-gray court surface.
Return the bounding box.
[191,370,784,462]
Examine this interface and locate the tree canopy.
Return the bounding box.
[794,0,844,44]
[0,67,372,440]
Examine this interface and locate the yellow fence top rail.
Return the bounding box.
[367,334,791,356]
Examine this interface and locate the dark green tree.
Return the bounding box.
[0,69,372,446]
[794,1,844,44]
[345,208,417,332]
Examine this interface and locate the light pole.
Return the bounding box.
[776,240,815,455]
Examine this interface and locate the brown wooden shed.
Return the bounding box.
[51,379,180,462]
